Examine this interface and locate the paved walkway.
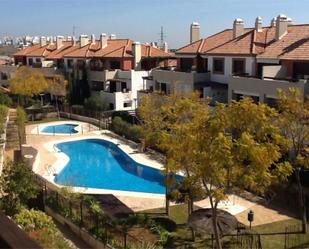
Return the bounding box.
[26,121,294,226]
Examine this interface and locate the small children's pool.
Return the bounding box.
[41,124,78,134]
[54,139,178,194]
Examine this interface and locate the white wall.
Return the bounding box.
[206,56,255,84]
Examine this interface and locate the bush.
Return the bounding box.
[15,208,72,249]
[0,105,8,134]
[0,93,12,106]
[0,161,40,216]
[84,95,108,111]
[15,208,57,232]
[112,117,145,142]
[16,106,27,145]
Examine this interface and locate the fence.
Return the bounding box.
[43,187,145,249]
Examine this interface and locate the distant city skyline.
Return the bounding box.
[0,0,308,48]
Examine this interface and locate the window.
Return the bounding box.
[28,58,33,66]
[123,102,132,108]
[213,58,225,74]
[180,58,194,72]
[67,59,73,68]
[91,81,104,91]
[232,58,246,75]
[35,58,41,63]
[110,61,120,70]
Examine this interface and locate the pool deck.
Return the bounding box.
[26,121,293,225]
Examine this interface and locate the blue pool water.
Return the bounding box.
[55,139,169,194]
[42,124,78,134]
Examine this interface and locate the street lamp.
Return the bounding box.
[247,210,254,229]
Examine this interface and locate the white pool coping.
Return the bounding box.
[31,120,87,136]
[39,133,166,199]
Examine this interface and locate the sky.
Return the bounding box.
[0,0,308,48]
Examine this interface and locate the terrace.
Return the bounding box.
[228,63,309,103]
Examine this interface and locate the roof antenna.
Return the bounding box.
[158,26,166,49]
[72,25,79,38]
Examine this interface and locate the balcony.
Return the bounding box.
[228,75,309,103]
[88,69,117,82]
[152,69,210,85]
[100,91,133,110]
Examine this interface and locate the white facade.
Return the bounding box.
[95,69,149,111]
[206,56,256,84]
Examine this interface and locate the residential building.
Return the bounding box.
[142,15,309,105]
[229,15,309,104]
[10,34,172,110]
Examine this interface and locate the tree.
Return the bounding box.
[10,66,49,105]
[0,161,40,216]
[277,88,309,232]
[139,93,292,249]
[16,106,27,147]
[0,92,12,106]
[48,74,68,118]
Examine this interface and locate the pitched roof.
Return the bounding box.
[257,24,309,60]
[176,24,309,60]
[15,38,171,60]
[45,41,80,59]
[176,28,274,56]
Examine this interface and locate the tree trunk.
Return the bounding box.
[296,169,307,233]
[55,96,60,119]
[211,206,222,249]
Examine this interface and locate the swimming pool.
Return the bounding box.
[41,124,78,134]
[54,139,169,194]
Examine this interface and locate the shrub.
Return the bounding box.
[0,93,12,106]
[84,95,108,111]
[0,161,40,216]
[16,106,27,145]
[15,208,57,232]
[112,117,145,142]
[15,208,72,249]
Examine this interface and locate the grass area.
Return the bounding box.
[254,219,309,249]
[142,204,309,249]
[27,117,68,125]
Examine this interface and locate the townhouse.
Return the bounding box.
[11,34,171,110]
[143,14,309,105]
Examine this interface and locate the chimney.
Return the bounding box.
[255,17,263,32]
[40,36,46,47]
[233,18,244,39]
[163,42,168,53]
[287,17,293,26]
[271,17,276,27]
[56,35,64,49]
[100,33,108,48]
[276,14,288,40]
[132,41,141,71]
[190,22,200,43]
[80,35,89,47]
[110,34,116,40]
[91,34,95,44]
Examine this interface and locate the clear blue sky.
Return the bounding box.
[0,0,308,48]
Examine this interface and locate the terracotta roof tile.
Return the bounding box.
[177,28,273,56]
[14,38,175,60]
[45,41,80,59]
[257,24,309,60]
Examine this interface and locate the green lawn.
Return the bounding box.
[141,204,309,249]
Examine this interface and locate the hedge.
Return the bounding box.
[111,116,144,142]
